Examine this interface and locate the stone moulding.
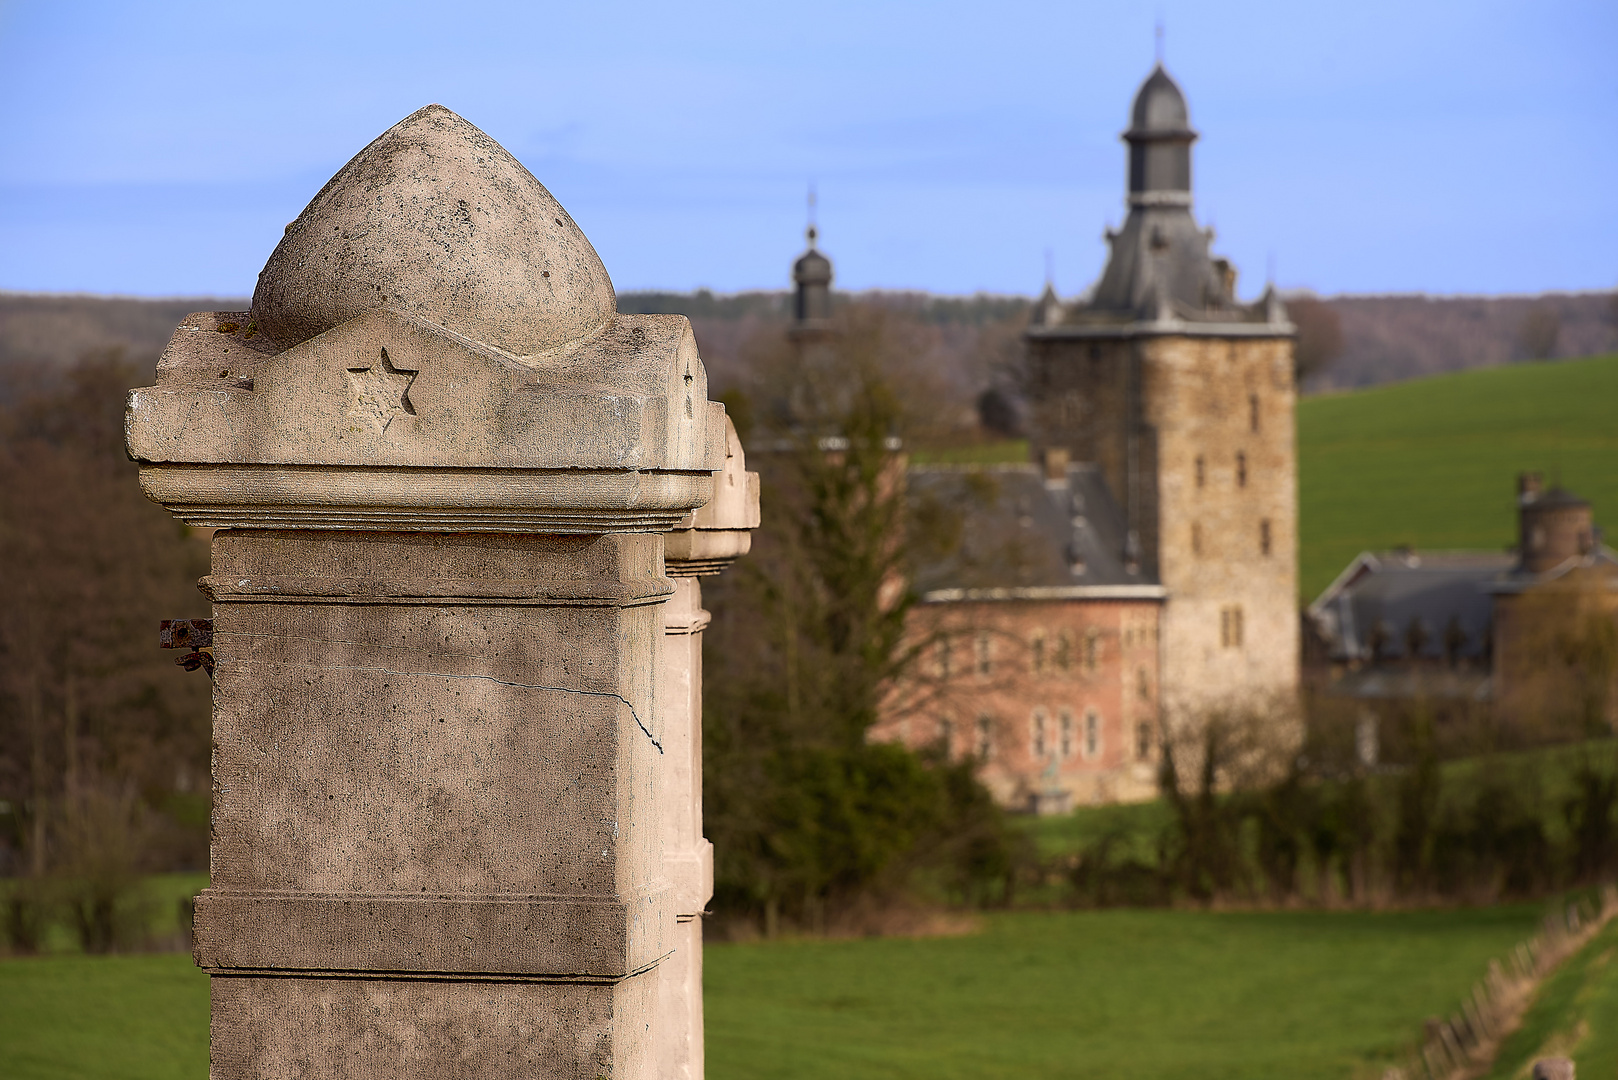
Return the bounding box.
[664,415,761,575]
[198,572,675,606]
[194,889,672,980]
[127,307,726,533]
[137,463,713,534]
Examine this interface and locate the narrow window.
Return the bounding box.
[1192,522,1202,556]
[1249,393,1260,433]
[1083,629,1100,673]
[1055,631,1074,672]
[1060,709,1075,758]
[1195,455,1206,488]
[937,637,953,679]
[976,633,992,675]
[1084,709,1101,758]
[1236,451,1248,488]
[1260,519,1272,556]
[976,715,994,760]
[1222,605,1245,648]
[1137,667,1151,700]
[1031,631,1046,674]
[1031,709,1048,760]
[1135,721,1152,762]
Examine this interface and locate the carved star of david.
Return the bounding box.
[346,347,418,433]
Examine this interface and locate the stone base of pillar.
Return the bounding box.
[211,973,657,1078]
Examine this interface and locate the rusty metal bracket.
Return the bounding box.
[160,619,214,677]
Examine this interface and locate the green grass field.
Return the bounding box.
[1483,914,1618,1079]
[707,907,1543,1079]
[0,906,1549,1080]
[1482,913,1618,1080]
[1297,353,1618,600]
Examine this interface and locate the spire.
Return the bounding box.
[791,188,833,331]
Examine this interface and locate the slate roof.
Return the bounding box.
[1307,551,1513,663]
[906,462,1162,601]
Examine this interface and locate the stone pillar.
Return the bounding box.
[656,417,759,1080]
[126,105,727,1079]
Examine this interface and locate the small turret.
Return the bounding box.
[791,225,833,331]
[1518,478,1596,574]
[1126,65,1196,207]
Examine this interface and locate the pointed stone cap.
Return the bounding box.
[128,106,726,534]
[252,105,615,359]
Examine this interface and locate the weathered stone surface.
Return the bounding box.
[252,104,615,359]
[126,104,728,1080]
[211,973,655,1080]
[665,416,761,574]
[130,307,724,533]
[655,415,759,1078]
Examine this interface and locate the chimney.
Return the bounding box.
[1518,471,1543,505]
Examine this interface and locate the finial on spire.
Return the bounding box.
[807,183,818,247]
[1154,14,1165,64]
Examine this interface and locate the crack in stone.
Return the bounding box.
[288,663,663,754]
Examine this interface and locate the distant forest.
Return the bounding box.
[3,288,1615,402]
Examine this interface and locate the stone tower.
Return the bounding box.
[1025,64,1299,727]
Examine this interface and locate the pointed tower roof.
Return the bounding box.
[1128,64,1193,137]
[1030,65,1289,336]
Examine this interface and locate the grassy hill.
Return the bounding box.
[1298,352,1618,600]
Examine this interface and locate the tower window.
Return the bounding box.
[1249,393,1260,433]
[1220,605,1245,648]
[1260,519,1272,556]
[976,715,994,760]
[1084,709,1101,758]
[1195,455,1205,488]
[1236,452,1248,488]
[976,633,992,675]
[1192,522,1202,556]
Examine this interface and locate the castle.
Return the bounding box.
[850,64,1300,809]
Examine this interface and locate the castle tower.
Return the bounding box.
[1025,64,1299,728]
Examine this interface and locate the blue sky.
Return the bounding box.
[0,0,1613,299]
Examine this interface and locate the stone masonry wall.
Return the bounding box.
[1144,335,1300,728]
